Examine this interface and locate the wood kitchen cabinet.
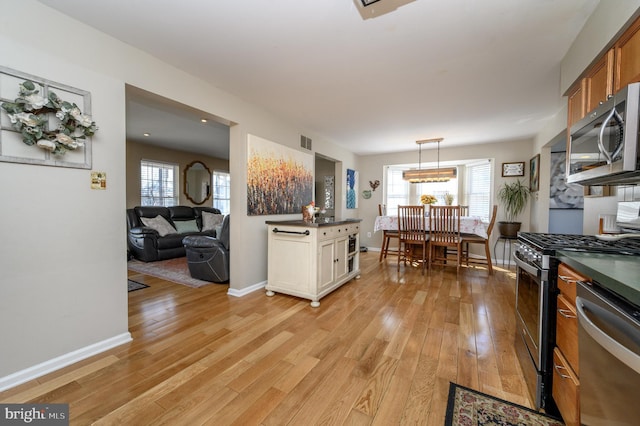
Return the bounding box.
[585,49,614,114]
[553,262,589,426]
[567,81,586,128]
[614,17,640,92]
[566,14,640,128]
[266,220,361,307]
[567,49,614,128]
[567,50,614,128]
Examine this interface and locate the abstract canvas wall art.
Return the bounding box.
[346,168,358,209]
[247,134,314,215]
[549,151,583,209]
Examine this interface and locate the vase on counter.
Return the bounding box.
[302,205,315,223]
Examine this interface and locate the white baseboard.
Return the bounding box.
[0,332,132,392]
[227,280,266,297]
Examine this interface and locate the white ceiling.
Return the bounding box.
[38,0,600,157]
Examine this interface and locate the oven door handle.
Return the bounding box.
[514,251,542,278]
[576,296,640,375]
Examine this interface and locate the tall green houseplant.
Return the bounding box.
[497,179,531,237]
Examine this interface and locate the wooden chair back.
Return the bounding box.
[398,205,426,239]
[378,204,386,216]
[397,205,428,273]
[429,206,461,245]
[459,205,469,216]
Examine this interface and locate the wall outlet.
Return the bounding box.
[367,232,372,238]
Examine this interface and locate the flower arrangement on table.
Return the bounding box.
[420,194,437,205]
[0,80,98,155]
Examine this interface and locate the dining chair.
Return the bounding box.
[461,204,497,274]
[428,205,462,274]
[397,205,428,274]
[459,205,469,216]
[378,204,399,262]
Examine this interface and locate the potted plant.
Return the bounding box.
[497,179,531,237]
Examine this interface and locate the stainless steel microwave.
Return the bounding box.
[567,82,640,185]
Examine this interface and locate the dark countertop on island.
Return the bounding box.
[557,250,640,307]
[265,219,362,228]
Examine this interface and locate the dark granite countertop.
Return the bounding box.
[557,250,640,307]
[265,219,362,228]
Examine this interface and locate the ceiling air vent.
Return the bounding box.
[300,135,312,151]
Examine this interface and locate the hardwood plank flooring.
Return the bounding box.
[0,253,530,425]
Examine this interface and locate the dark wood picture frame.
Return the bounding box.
[502,161,525,177]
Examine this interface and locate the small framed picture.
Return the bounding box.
[530,154,540,192]
[502,162,525,177]
[584,185,611,198]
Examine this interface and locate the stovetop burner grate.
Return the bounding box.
[518,232,640,254]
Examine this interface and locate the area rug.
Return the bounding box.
[127,279,149,292]
[127,257,214,288]
[445,383,564,426]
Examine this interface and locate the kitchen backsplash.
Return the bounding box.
[618,185,640,202]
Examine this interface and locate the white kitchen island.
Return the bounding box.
[265,219,361,307]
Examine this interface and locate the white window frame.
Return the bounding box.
[140,160,179,207]
[383,159,493,222]
[212,170,230,215]
[465,160,493,222]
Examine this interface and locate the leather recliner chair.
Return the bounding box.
[182,215,230,283]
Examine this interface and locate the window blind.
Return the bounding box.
[466,162,491,221]
[140,160,178,206]
[213,170,230,215]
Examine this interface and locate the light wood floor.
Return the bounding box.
[0,253,530,425]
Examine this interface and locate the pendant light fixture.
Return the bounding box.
[402,138,457,183]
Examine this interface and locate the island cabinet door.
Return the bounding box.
[318,239,336,291]
[334,235,350,284]
[268,228,314,293]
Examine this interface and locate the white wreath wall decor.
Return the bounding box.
[1,80,98,156]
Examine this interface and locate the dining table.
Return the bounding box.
[374,214,489,239]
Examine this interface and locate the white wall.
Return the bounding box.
[0,34,129,378]
[0,0,358,387]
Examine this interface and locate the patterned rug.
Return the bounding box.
[445,383,564,426]
[127,257,214,288]
[127,279,149,292]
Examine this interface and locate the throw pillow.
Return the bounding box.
[140,215,177,237]
[174,219,200,234]
[202,211,224,232]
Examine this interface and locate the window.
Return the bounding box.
[384,160,492,221]
[140,160,179,206]
[213,170,230,215]
[465,161,492,221]
[415,178,458,205]
[384,167,410,217]
[384,166,459,217]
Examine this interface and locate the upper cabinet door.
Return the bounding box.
[567,80,586,128]
[585,49,614,113]
[615,18,640,92]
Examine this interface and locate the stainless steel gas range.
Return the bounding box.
[513,232,640,414]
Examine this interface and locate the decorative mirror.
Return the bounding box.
[184,161,212,205]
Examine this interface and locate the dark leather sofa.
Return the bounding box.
[126,206,222,262]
